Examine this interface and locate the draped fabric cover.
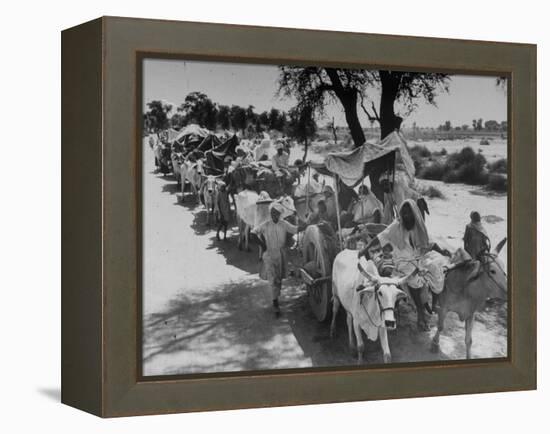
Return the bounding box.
[174,123,210,144]
[318,131,415,187]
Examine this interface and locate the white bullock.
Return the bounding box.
[180,159,205,203]
[201,175,220,225]
[171,152,185,185]
[331,250,412,364]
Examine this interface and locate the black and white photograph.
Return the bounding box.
[141,58,508,376]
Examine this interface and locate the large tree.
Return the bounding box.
[279,67,374,147]
[278,67,450,146]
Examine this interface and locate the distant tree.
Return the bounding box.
[472,118,483,131]
[444,120,452,131]
[170,113,185,129]
[254,117,264,133]
[144,100,172,132]
[462,124,469,131]
[287,105,317,161]
[500,120,508,131]
[245,105,257,127]
[484,120,500,131]
[230,105,247,133]
[216,105,231,130]
[268,108,285,131]
[178,92,217,130]
[258,111,270,130]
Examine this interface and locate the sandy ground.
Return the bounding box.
[142,138,507,376]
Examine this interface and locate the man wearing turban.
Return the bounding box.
[272,142,290,177]
[252,201,297,317]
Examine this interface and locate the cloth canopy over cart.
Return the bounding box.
[298,135,409,321]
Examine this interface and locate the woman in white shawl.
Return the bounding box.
[359,199,451,331]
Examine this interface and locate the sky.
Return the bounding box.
[143,58,507,129]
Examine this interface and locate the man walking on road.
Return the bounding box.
[253,202,297,317]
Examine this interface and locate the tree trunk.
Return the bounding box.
[341,92,365,147]
[302,138,309,162]
[379,70,403,139]
[324,68,365,148]
[369,71,403,203]
[330,118,338,145]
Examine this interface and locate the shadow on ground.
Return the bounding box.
[283,281,448,368]
[143,279,311,375]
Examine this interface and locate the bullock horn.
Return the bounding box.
[396,268,418,287]
[357,262,380,285]
[494,237,507,255]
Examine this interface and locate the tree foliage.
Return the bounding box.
[278,67,375,146]
[178,92,218,130]
[287,105,317,161]
[230,105,247,132]
[278,66,450,145]
[216,105,231,130]
[143,100,173,132]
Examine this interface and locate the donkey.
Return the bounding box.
[432,238,507,359]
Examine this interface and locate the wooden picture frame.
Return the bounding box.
[61,16,536,417]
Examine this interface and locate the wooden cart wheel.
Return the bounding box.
[302,225,332,322]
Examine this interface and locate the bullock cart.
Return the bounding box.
[296,147,397,322]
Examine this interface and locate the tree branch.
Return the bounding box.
[358,92,380,123]
[370,102,380,121]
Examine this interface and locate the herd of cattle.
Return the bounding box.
[148,128,508,364]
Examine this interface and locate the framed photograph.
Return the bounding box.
[62,16,536,417]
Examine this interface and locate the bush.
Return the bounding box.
[487,173,507,192]
[420,185,445,199]
[488,158,507,174]
[446,147,485,169]
[409,145,432,158]
[417,146,489,185]
[443,147,488,185]
[441,170,460,183]
[418,162,446,180]
[409,145,433,173]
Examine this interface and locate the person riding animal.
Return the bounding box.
[359,199,451,331]
[464,211,491,259]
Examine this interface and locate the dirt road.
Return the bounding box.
[142,141,507,376]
